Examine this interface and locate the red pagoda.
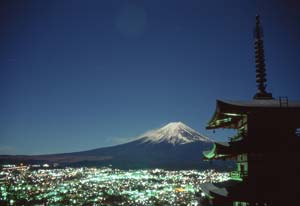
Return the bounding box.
[199,15,300,206]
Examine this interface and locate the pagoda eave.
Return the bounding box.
[207,99,300,130]
[203,141,245,160]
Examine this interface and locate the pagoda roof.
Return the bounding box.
[207,99,300,129]
[200,182,228,198]
[200,180,266,201]
[221,99,300,108]
[200,180,241,198]
[203,141,245,160]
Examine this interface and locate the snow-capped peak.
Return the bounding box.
[138,122,211,145]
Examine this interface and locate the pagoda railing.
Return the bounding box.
[230,171,248,181]
[230,134,243,142]
[229,130,247,142]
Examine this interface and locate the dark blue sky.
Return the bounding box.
[1,0,299,154]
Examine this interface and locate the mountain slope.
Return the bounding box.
[137,122,211,145]
[0,122,231,170]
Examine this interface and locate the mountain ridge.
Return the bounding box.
[136,122,211,145]
[0,122,231,170]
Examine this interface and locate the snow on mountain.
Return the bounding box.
[137,122,211,145]
[0,122,226,169]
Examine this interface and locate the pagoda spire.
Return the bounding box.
[253,15,273,99]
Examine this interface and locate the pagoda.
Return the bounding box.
[199,15,300,206]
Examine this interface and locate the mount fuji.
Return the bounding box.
[0,122,230,170]
[137,122,210,145]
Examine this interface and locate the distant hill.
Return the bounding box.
[0,122,232,170]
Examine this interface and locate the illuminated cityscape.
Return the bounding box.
[0,165,229,205]
[1,2,299,206]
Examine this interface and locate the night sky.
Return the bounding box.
[1,0,299,155]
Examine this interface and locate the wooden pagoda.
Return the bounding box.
[199,15,300,206]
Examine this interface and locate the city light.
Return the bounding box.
[0,165,229,205]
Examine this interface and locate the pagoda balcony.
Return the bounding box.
[229,133,244,142]
[229,127,247,142]
[229,171,247,181]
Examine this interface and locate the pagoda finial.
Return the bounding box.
[253,15,273,100]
